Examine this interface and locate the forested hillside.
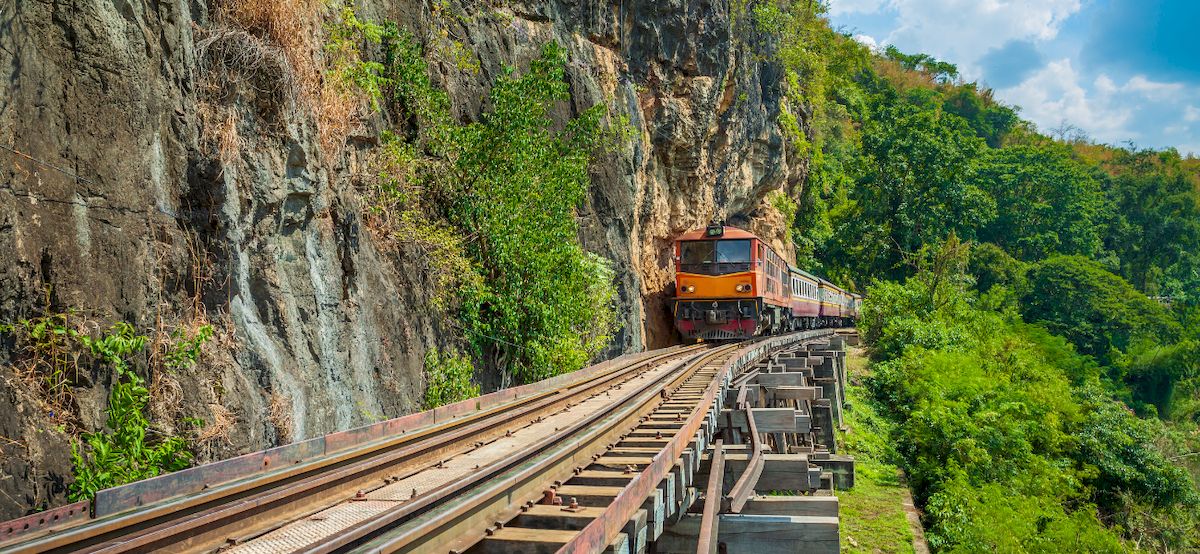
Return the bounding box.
[756,2,1200,550]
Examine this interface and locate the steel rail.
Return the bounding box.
[294,347,721,554]
[557,330,831,554]
[724,408,762,514]
[343,345,743,554]
[552,349,731,554]
[2,346,705,554]
[696,439,724,554]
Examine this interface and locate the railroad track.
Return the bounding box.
[1,330,834,554]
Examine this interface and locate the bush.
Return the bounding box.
[863,274,1199,551]
[1120,339,1200,419]
[925,478,1124,553]
[967,242,1026,295]
[422,348,480,409]
[70,323,192,500]
[1074,387,1198,510]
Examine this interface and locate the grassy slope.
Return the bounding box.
[837,346,918,553]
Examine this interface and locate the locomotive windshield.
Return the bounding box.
[680,239,751,274]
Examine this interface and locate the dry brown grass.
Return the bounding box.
[200,0,366,157]
[192,377,236,459]
[213,0,325,92]
[148,370,185,431]
[871,58,939,93]
[2,300,97,433]
[268,391,293,444]
[196,102,247,165]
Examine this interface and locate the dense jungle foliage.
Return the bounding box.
[752,2,1200,551]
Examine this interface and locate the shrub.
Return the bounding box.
[1120,339,1200,419]
[164,325,214,371]
[422,348,480,409]
[863,273,1199,551]
[0,309,88,429]
[70,323,192,500]
[968,242,1026,295]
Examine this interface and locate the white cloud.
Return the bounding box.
[853,34,881,51]
[998,61,1199,147]
[1123,75,1186,99]
[1185,106,1200,123]
[828,0,892,16]
[1094,74,1118,95]
[998,59,1133,142]
[880,0,1081,79]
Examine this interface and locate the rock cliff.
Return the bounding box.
[0,0,801,518]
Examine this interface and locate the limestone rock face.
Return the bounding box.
[0,0,800,518]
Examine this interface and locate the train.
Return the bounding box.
[672,223,861,341]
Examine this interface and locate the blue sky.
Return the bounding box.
[827,0,1200,156]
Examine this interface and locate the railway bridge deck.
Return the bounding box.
[0,330,858,554]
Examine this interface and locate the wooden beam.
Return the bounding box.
[475,527,633,554]
[656,514,839,554]
[741,496,839,517]
[766,386,822,401]
[718,408,802,434]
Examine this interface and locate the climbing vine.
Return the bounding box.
[330,9,625,385]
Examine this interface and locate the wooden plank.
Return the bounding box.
[474,527,577,554]
[767,386,822,401]
[482,530,626,554]
[741,496,839,517]
[618,438,672,448]
[609,448,664,455]
[643,482,667,541]
[700,453,812,491]
[795,413,812,434]
[656,514,839,554]
[554,484,623,507]
[623,508,649,554]
[571,470,636,487]
[754,373,806,387]
[512,505,605,530]
[592,456,654,469]
[781,357,810,370]
[718,408,799,433]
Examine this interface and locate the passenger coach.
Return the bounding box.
[672,223,858,341]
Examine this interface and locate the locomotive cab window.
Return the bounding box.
[679,239,752,275]
[716,240,751,263]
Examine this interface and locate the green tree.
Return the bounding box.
[976,144,1105,260]
[1101,149,1200,296]
[968,242,1026,295]
[330,15,622,385]
[837,84,993,279]
[940,85,1019,148]
[1021,255,1181,363]
[1120,340,1200,418]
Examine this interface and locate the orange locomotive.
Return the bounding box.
[672,224,859,340]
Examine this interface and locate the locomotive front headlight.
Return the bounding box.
[683,285,696,293]
[735,283,751,292]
